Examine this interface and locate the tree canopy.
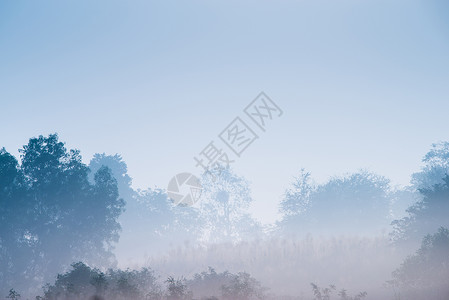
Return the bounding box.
[279,170,392,235]
[0,134,124,295]
[391,175,449,244]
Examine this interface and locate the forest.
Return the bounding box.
[1,134,448,299]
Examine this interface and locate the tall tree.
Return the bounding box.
[390,227,449,299]
[0,148,27,290]
[89,153,134,200]
[0,134,125,296]
[89,153,203,259]
[411,142,449,190]
[391,176,449,244]
[200,168,262,243]
[279,169,314,231]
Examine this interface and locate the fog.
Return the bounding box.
[1,1,449,299]
[1,136,448,299]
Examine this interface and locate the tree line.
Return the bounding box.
[1,134,448,299]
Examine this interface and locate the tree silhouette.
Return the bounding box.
[165,277,191,300]
[0,134,125,295]
[391,176,449,243]
[279,170,392,235]
[6,289,21,300]
[221,272,266,300]
[200,168,261,243]
[0,148,28,290]
[89,154,202,258]
[310,283,366,300]
[390,227,449,299]
[41,262,160,300]
[412,142,449,190]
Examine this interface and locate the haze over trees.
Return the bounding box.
[391,175,449,245]
[0,134,124,294]
[199,168,262,243]
[89,153,202,259]
[1,133,448,299]
[411,142,449,190]
[279,169,393,236]
[389,227,449,300]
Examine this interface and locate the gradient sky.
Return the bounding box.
[1,0,448,223]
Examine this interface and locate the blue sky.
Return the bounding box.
[1,0,448,223]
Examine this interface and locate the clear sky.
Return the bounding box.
[1,0,448,223]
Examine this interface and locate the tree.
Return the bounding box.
[278,169,314,233]
[411,142,449,190]
[391,142,449,244]
[310,284,366,300]
[89,154,203,259]
[391,176,449,243]
[0,134,125,296]
[6,289,21,300]
[187,267,232,299]
[43,262,99,299]
[41,262,160,300]
[89,154,142,260]
[390,227,449,299]
[89,153,134,200]
[91,272,108,296]
[119,187,203,258]
[279,170,392,235]
[0,148,27,290]
[165,277,191,300]
[200,168,262,243]
[221,272,266,300]
[311,283,334,300]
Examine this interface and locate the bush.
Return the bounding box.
[389,227,449,300]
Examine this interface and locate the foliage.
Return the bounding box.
[0,134,125,295]
[200,167,262,243]
[221,272,267,300]
[3,135,449,300]
[37,264,267,300]
[6,289,21,300]
[411,142,449,190]
[41,262,160,300]
[279,170,392,235]
[310,283,366,300]
[390,227,449,299]
[89,154,203,258]
[187,267,233,299]
[165,276,192,300]
[280,169,314,218]
[391,176,449,243]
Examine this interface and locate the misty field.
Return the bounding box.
[1,136,449,299]
[3,0,449,298]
